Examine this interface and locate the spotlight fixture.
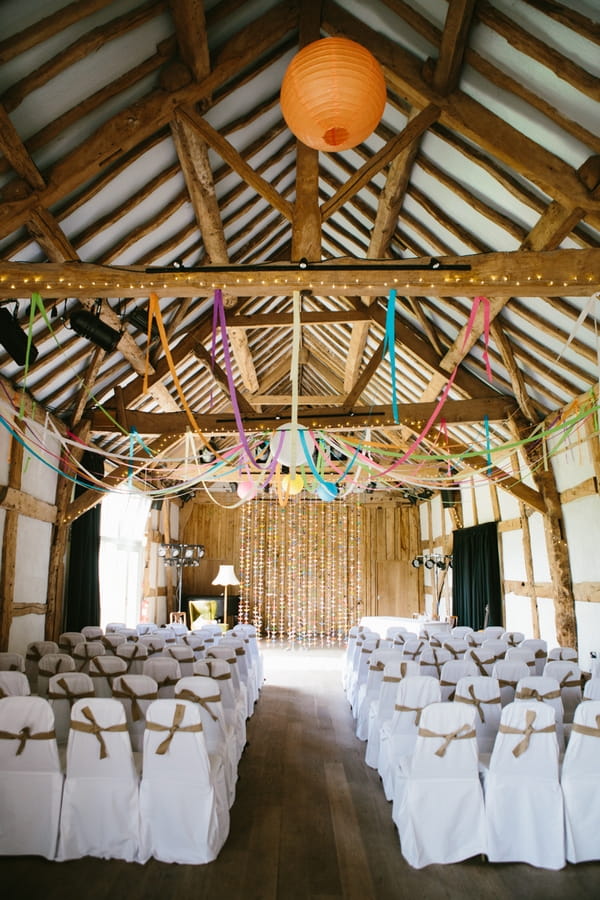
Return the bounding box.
[411,552,452,570]
[0,306,39,366]
[411,556,424,568]
[69,306,121,352]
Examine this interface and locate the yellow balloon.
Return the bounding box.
[281,473,304,495]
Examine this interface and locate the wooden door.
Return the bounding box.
[375,560,420,617]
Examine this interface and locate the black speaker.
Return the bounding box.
[70,309,121,351]
[0,307,39,366]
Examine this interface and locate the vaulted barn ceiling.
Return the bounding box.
[0,0,599,507]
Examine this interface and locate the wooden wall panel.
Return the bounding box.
[180,500,242,597]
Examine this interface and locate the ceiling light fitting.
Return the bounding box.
[0,305,39,366]
[69,303,121,352]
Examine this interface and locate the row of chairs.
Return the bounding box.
[0,693,230,864]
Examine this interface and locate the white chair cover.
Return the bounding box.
[583,678,600,701]
[480,638,508,664]
[88,655,128,697]
[491,660,530,706]
[112,674,159,752]
[543,660,582,724]
[48,672,95,744]
[37,652,76,697]
[483,700,564,869]
[364,660,419,768]
[466,646,498,677]
[506,645,536,672]
[0,671,31,698]
[175,675,237,806]
[220,638,259,713]
[454,676,502,755]
[206,646,249,719]
[58,632,85,653]
[451,626,474,640]
[0,652,25,672]
[0,696,63,859]
[440,637,468,660]
[230,628,264,692]
[501,631,524,647]
[142,657,182,698]
[193,658,246,762]
[481,626,506,641]
[393,702,485,868]
[465,631,486,647]
[561,700,600,863]
[72,640,105,673]
[548,646,578,662]
[81,625,103,640]
[138,635,166,656]
[116,640,149,674]
[392,631,417,650]
[346,637,381,714]
[439,659,478,701]
[105,622,127,633]
[386,626,408,640]
[136,622,159,635]
[25,640,59,691]
[378,675,441,800]
[182,633,207,660]
[139,699,229,864]
[515,675,565,750]
[355,649,402,740]
[400,638,427,662]
[99,632,128,655]
[56,698,141,862]
[418,646,451,679]
[520,638,548,676]
[162,645,196,677]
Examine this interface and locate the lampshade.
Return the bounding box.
[270,423,315,467]
[280,37,386,151]
[212,564,240,587]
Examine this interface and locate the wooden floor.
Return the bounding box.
[2,641,599,899]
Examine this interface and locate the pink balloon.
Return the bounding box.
[237,479,258,502]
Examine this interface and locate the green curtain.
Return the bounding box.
[64,451,104,631]
[452,521,502,630]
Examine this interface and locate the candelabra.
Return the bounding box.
[158,543,205,613]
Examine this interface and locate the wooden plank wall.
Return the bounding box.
[359,502,422,619]
[180,500,242,597]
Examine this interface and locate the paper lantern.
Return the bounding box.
[316,481,338,502]
[280,37,386,152]
[269,424,315,467]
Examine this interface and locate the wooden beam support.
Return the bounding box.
[0,248,596,298]
[0,433,23,650]
[0,486,57,523]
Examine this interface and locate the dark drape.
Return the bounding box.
[452,521,503,630]
[64,450,104,631]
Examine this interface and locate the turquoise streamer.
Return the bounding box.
[484,414,492,475]
[382,289,399,424]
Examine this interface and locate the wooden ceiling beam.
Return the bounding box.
[2,248,597,298]
[428,0,477,95]
[225,309,372,328]
[89,396,519,434]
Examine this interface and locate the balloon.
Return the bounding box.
[317,481,338,502]
[237,479,258,502]
[281,473,304,495]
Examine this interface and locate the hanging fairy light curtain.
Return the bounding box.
[239,498,362,643]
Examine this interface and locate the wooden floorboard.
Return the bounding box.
[1,641,600,899]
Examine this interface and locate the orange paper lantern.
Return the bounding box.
[280,37,386,152]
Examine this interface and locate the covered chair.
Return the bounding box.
[58,631,85,654]
[439,659,478,702]
[116,640,149,675]
[112,674,159,752]
[56,698,141,862]
[451,626,474,640]
[515,675,565,751]
[37,652,76,698]
[520,638,548,676]
[506,645,536,673]
[206,645,249,719]
[48,672,95,744]
[480,626,506,641]
[137,635,166,656]
[139,699,229,864]
[193,658,246,762]
[418,646,451,679]
[365,660,420,768]
[561,700,600,863]
[378,675,441,800]
[0,696,63,859]
[162,645,196,678]
[400,638,427,662]
[440,637,468,659]
[501,631,524,647]
[143,657,182,699]
[88,655,128,698]
[0,651,25,672]
[492,660,530,707]
[182,633,207,660]
[583,679,600,701]
[483,700,564,869]
[81,625,103,641]
[72,640,105,673]
[392,702,485,868]
[548,646,578,662]
[174,675,237,807]
[466,645,500,677]
[543,660,582,724]
[0,671,31,698]
[25,640,59,691]
[100,633,127,655]
[454,676,502,755]
[355,648,401,740]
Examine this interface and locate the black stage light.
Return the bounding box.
[69,309,121,352]
[0,307,39,366]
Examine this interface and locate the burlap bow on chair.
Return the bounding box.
[145,703,203,755]
[417,722,476,757]
[455,683,501,722]
[0,724,56,755]
[498,708,555,757]
[69,705,128,759]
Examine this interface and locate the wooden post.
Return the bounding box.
[0,434,23,650]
